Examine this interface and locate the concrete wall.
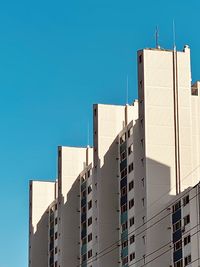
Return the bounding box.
[93,103,138,266]
[57,146,93,267]
[29,180,55,267]
[137,46,196,266]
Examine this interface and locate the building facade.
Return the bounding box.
[29,45,200,267]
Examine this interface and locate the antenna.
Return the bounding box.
[173,20,176,51]
[126,75,129,105]
[155,26,159,48]
[87,121,90,147]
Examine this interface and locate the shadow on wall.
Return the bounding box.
[29,211,49,267]
[30,120,177,267]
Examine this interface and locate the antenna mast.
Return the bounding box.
[87,121,90,147]
[155,26,159,49]
[173,20,176,51]
[126,75,129,105]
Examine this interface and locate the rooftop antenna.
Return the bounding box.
[87,121,90,147]
[173,19,176,51]
[155,26,160,49]
[126,75,129,105]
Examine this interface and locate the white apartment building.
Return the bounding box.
[29,45,200,267]
[167,182,200,267]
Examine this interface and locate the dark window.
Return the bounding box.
[184,215,190,226]
[88,200,92,210]
[130,234,135,244]
[122,221,128,231]
[122,240,128,249]
[128,144,133,155]
[174,239,182,251]
[129,216,134,227]
[184,235,191,246]
[184,255,191,266]
[183,195,189,206]
[88,217,92,226]
[128,163,134,173]
[129,180,134,191]
[130,252,135,261]
[88,184,92,194]
[129,198,134,209]
[173,201,181,213]
[88,250,92,259]
[88,233,92,242]
[121,203,127,213]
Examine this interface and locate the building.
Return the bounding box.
[29,45,200,267]
[168,182,200,267]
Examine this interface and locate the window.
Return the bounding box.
[55,232,58,240]
[142,235,146,244]
[55,247,57,254]
[88,250,92,259]
[121,186,127,196]
[184,215,190,226]
[82,205,86,213]
[129,180,134,191]
[120,133,126,144]
[139,54,142,63]
[173,220,181,232]
[122,221,128,231]
[129,216,134,227]
[183,195,189,206]
[82,190,86,198]
[88,200,92,210]
[82,221,87,230]
[128,127,133,138]
[128,163,134,173]
[88,184,92,194]
[122,240,128,249]
[142,216,145,224]
[130,252,135,261]
[130,234,135,244]
[174,259,183,267]
[121,168,127,179]
[82,237,87,245]
[55,217,57,225]
[55,261,57,267]
[88,217,92,226]
[184,235,191,246]
[128,144,133,155]
[121,203,127,213]
[173,201,181,213]
[120,150,126,161]
[174,239,182,251]
[184,255,191,266]
[82,253,87,263]
[122,256,128,265]
[88,233,92,242]
[129,198,134,209]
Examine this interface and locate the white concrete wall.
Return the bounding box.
[93,103,138,266]
[57,146,93,267]
[29,180,55,267]
[138,47,196,266]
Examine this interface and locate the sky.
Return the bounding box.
[0,0,200,266]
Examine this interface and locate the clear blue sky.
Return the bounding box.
[0,0,200,266]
